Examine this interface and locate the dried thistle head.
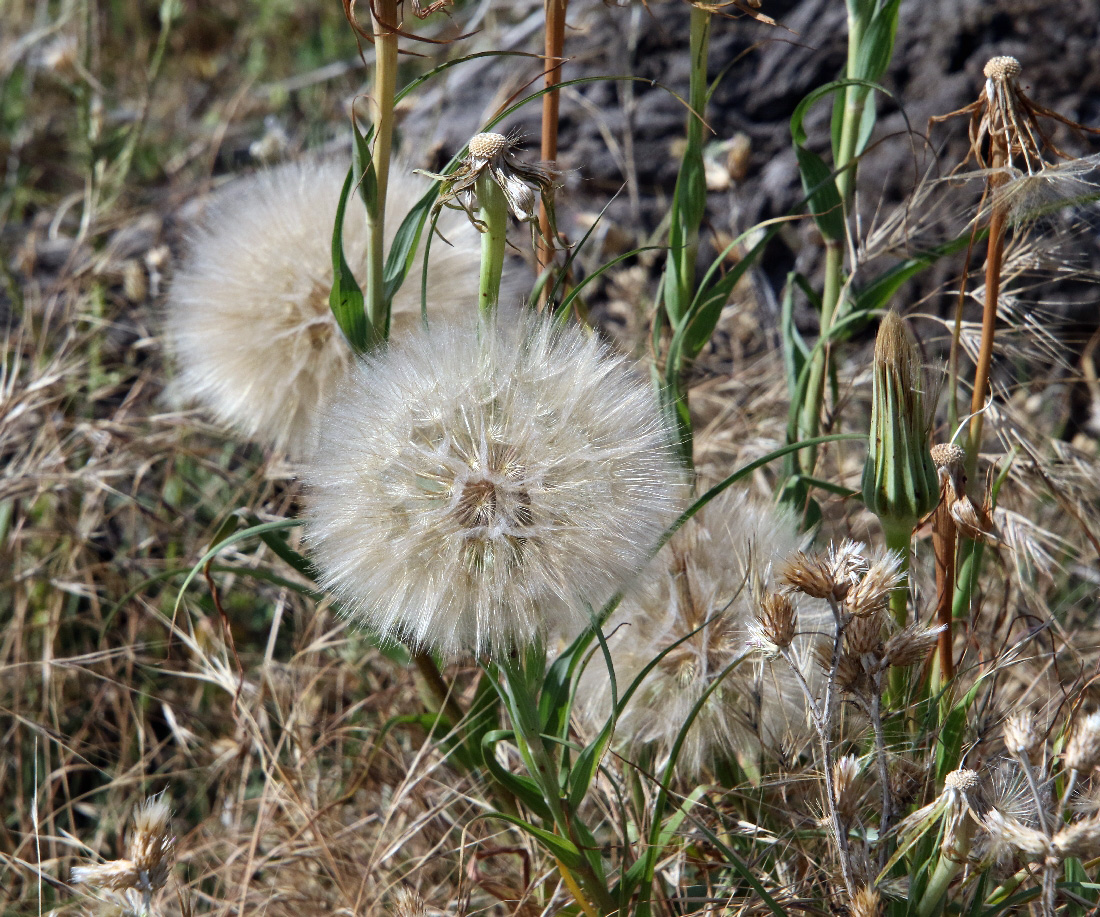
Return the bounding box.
[845,609,884,659]
[850,886,884,917]
[832,755,864,824]
[844,550,904,618]
[1003,710,1042,758]
[71,794,175,900]
[750,591,797,653]
[780,539,869,603]
[420,131,561,248]
[882,623,945,669]
[1065,711,1100,773]
[861,312,938,537]
[897,768,986,863]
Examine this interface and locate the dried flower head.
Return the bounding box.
[850,886,884,917]
[933,56,1100,222]
[165,158,484,458]
[1003,711,1042,758]
[421,131,561,247]
[750,591,797,653]
[882,623,945,669]
[781,539,868,602]
[1066,711,1100,773]
[845,609,885,659]
[304,310,686,660]
[897,768,986,863]
[579,490,826,777]
[844,550,904,618]
[833,755,864,824]
[71,794,175,904]
[931,442,968,500]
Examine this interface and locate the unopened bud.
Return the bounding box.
[861,312,938,538]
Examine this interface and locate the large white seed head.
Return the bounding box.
[577,490,827,778]
[164,159,484,458]
[303,310,688,660]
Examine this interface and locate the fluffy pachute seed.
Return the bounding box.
[165,159,484,458]
[305,310,687,660]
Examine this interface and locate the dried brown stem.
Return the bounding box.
[537,0,567,306]
[967,161,1008,465]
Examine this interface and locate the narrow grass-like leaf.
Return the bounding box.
[329,166,371,353]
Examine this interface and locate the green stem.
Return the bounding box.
[477,173,508,316]
[365,0,399,340]
[797,241,843,474]
[884,518,912,703]
[796,5,867,475]
[918,852,963,917]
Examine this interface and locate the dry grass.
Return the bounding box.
[5,1,1100,915]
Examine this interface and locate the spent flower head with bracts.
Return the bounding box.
[579,490,827,777]
[72,794,175,909]
[420,131,561,248]
[304,309,687,660]
[165,158,484,459]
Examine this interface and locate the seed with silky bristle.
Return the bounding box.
[984,55,1021,81]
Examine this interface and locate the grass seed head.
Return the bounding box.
[304,310,687,660]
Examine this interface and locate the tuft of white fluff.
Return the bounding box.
[578,490,826,778]
[303,310,688,660]
[165,158,484,458]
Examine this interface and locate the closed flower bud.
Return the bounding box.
[861,312,938,539]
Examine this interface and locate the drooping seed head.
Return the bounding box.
[1004,711,1042,757]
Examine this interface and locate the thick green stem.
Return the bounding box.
[796,7,868,475]
[365,0,399,340]
[797,241,843,474]
[884,518,912,702]
[477,174,508,316]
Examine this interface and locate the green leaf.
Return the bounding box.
[794,144,846,242]
[329,166,371,353]
[382,186,438,304]
[855,0,901,83]
[484,812,584,868]
[481,731,554,821]
[352,119,379,218]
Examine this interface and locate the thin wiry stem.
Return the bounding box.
[536,0,567,305]
[868,681,894,869]
[779,597,856,900]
